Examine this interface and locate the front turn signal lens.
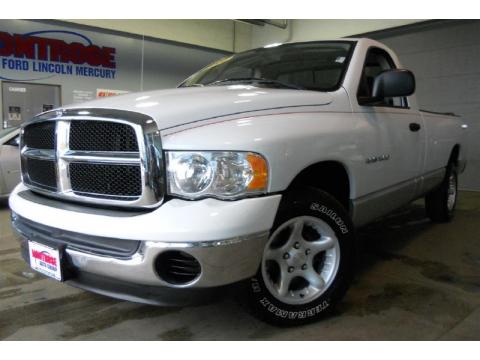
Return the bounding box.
[247,153,268,191]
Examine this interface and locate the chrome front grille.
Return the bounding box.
[21,108,164,208]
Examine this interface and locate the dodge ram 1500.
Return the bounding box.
[9,38,468,325]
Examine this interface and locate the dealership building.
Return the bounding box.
[0,19,479,340]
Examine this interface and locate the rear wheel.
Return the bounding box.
[425,164,458,223]
[246,188,355,326]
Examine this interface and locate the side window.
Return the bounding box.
[357,48,408,108]
[277,68,343,90]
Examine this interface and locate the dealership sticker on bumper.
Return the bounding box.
[28,241,62,281]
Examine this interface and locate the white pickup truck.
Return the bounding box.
[10,38,468,325]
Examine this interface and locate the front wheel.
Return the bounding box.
[246,188,355,326]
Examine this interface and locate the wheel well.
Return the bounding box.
[287,161,350,210]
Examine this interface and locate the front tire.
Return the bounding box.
[425,164,458,223]
[246,188,355,326]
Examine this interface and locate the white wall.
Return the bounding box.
[291,19,426,41]
[247,20,426,50]
[63,20,427,53]
[64,19,242,52]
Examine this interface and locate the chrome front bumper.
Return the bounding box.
[13,214,269,289]
[67,232,269,288]
[10,185,280,304]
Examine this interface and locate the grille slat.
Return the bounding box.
[170,265,201,272]
[155,251,202,285]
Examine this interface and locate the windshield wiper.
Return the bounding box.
[206,77,304,90]
[179,83,204,88]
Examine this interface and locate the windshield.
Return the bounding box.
[0,127,17,139]
[180,41,354,91]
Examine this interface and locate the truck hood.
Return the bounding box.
[65,85,333,130]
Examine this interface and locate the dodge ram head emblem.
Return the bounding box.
[366,154,391,164]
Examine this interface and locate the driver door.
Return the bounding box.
[353,48,425,224]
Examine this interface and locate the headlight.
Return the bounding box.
[166,151,268,199]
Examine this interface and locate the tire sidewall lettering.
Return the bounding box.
[251,278,331,319]
[256,293,330,319]
[309,202,349,234]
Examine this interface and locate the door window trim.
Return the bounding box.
[356,46,410,110]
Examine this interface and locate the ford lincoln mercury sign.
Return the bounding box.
[0,30,117,81]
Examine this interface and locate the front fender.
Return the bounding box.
[161,109,360,197]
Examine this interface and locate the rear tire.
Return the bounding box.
[425,164,458,223]
[246,187,355,326]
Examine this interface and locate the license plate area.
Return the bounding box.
[28,241,64,281]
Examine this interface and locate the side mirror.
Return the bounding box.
[372,69,415,99]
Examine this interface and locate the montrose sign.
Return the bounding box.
[0,30,117,81]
